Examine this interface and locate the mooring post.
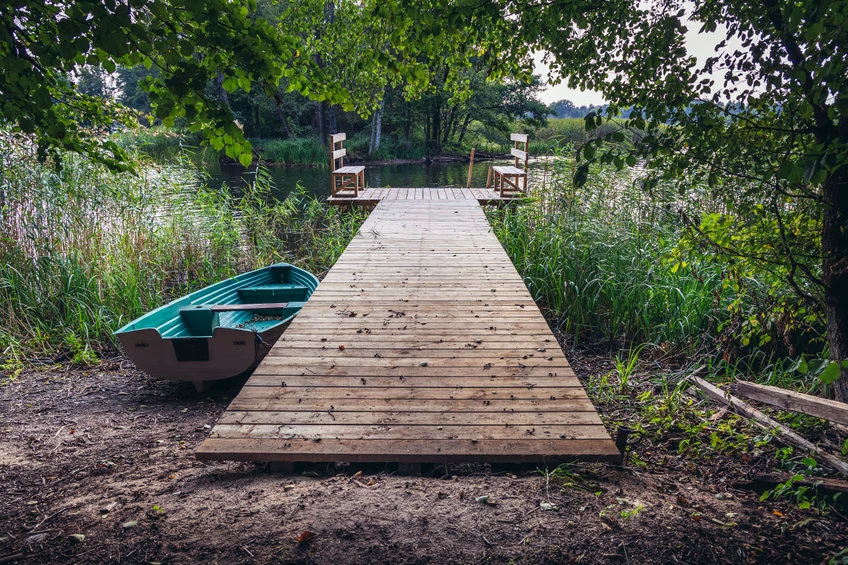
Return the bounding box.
[467,148,476,189]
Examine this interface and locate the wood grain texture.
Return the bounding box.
[736,381,848,426]
[196,199,618,464]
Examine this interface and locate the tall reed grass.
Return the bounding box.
[254,137,328,166]
[488,157,729,352]
[115,128,220,167]
[528,118,624,154]
[0,132,365,369]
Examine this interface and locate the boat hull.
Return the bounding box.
[114,263,317,390]
[116,322,290,386]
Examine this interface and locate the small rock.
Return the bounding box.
[25,533,49,544]
[69,534,86,543]
[716,493,734,500]
[121,520,138,529]
[540,502,558,511]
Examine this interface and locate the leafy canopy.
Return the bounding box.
[1,0,521,169]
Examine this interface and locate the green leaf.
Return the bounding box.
[222,77,239,93]
[574,163,589,187]
[584,111,597,131]
[819,362,842,385]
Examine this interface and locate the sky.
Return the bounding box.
[533,12,730,107]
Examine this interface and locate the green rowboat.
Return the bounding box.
[114,263,318,391]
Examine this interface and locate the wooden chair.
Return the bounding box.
[330,133,365,197]
[487,133,529,197]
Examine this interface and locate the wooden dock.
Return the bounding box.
[327,186,517,207]
[196,196,619,465]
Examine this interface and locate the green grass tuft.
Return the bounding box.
[0,132,364,365]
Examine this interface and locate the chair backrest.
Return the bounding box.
[510,133,528,172]
[330,133,347,172]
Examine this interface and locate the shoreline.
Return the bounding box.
[221,153,511,169]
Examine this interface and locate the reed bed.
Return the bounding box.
[254,137,328,166]
[488,157,729,353]
[0,133,365,369]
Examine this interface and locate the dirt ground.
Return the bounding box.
[1,347,847,565]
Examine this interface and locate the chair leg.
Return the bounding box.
[486,167,493,189]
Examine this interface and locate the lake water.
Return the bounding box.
[208,158,564,200]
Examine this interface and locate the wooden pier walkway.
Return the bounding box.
[196,194,618,465]
[327,186,513,207]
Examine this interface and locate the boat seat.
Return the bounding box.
[238,284,310,302]
[179,305,221,336]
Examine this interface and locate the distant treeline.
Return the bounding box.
[79,63,551,159]
[548,99,635,119]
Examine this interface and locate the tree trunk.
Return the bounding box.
[369,110,376,157]
[328,105,337,136]
[442,106,454,147]
[431,101,441,153]
[273,94,293,138]
[213,71,230,110]
[317,101,326,146]
[405,106,412,146]
[823,163,848,402]
[374,98,384,155]
[323,2,336,137]
[457,112,473,145]
[424,112,430,154]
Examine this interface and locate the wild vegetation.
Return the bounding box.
[0,132,365,373]
[491,151,836,396]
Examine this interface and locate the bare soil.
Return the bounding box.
[1,347,846,565]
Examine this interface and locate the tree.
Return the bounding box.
[0,0,484,168]
[495,0,848,399]
[383,0,848,398]
[2,1,299,168]
[549,99,607,119]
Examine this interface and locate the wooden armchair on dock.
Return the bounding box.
[487,133,529,197]
[330,133,365,198]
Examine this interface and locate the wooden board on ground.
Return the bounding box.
[196,198,618,464]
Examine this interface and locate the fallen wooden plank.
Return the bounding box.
[736,380,848,426]
[692,376,848,477]
[737,473,848,498]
